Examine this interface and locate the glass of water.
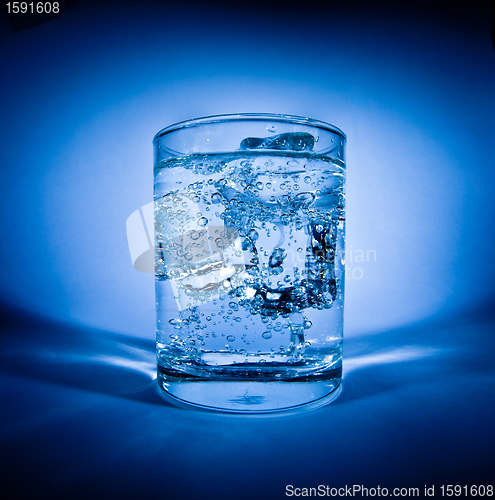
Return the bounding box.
[154,113,346,413]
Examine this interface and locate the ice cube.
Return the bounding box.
[240,132,314,152]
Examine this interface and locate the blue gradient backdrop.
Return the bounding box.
[1,1,494,498]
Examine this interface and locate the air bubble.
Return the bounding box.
[248,229,259,241]
[293,192,315,207]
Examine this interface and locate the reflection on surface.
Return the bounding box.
[344,346,440,375]
[0,303,159,406]
[2,301,495,409]
[1,301,495,499]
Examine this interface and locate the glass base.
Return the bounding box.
[156,365,342,414]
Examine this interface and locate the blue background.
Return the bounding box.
[1,1,494,498]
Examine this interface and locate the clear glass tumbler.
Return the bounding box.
[154,113,346,413]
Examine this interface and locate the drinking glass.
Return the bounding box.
[154,113,346,413]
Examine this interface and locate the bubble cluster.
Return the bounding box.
[154,150,345,362]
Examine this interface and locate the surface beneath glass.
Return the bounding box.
[2,304,495,499]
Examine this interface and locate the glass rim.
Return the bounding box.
[152,113,347,144]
